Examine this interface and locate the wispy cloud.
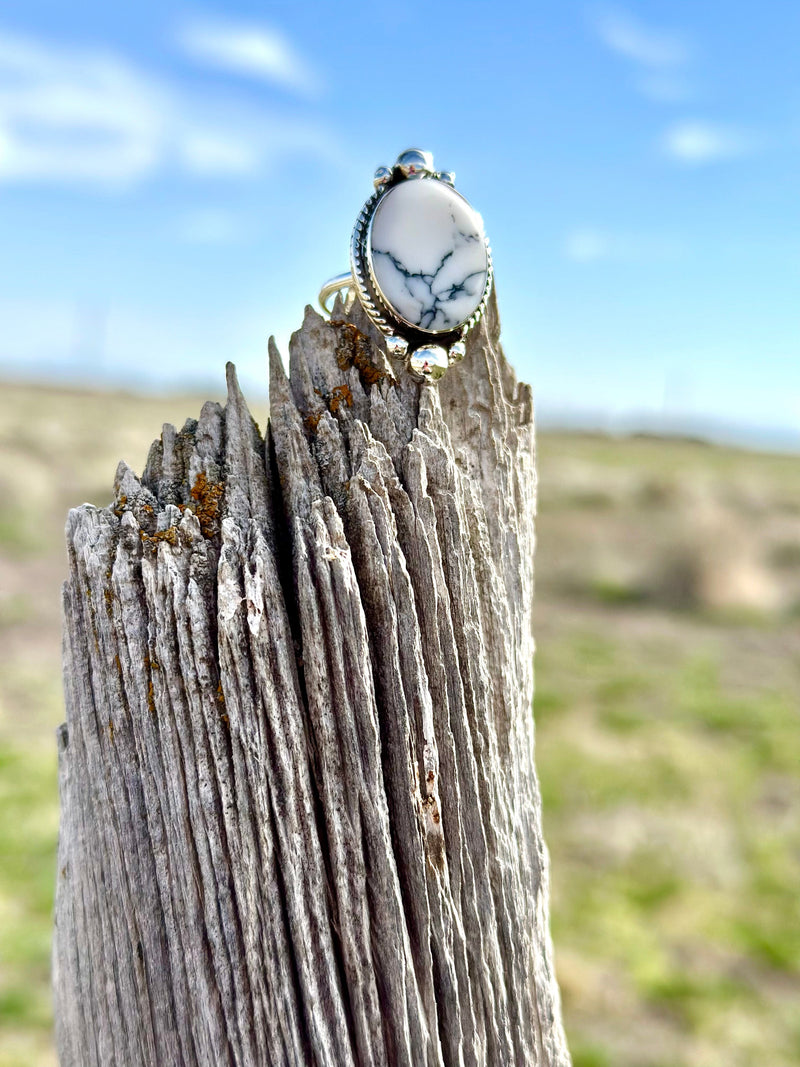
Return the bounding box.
[660,120,753,163]
[0,27,334,187]
[593,8,693,103]
[593,11,757,166]
[177,18,320,96]
[563,227,683,263]
[0,31,169,183]
[594,9,690,68]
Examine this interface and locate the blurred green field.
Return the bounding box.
[1,382,798,1066]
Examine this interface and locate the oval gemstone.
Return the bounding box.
[368,178,488,334]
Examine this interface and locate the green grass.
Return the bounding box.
[532,431,800,1064]
[535,612,800,1065]
[0,742,59,1067]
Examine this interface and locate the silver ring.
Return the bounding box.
[319,148,493,382]
[319,272,356,316]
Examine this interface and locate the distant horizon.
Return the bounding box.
[3,364,797,456]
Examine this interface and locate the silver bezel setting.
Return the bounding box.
[350,150,494,376]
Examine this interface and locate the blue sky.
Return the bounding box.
[1,0,798,444]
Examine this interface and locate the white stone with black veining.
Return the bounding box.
[368,178,488,334]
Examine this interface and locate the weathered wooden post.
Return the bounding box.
[53,293,571,1066]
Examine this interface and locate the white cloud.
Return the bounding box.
[595,9,689,68]
[563,227,683,263]
[593,14,759,166]
[178,19,320,95]
[660,121,752,163]
[0,27,333,187]
[0,31,170,183]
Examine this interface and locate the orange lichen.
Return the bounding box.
[188,470,224,539]
[140,526,178,548]
[421,794,446,870]
[330,320,389,386]
[329,384,353,414]
[139,471,223,547]
[304,412,323,432]
[144,656,156,713]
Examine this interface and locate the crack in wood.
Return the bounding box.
[54,293,571,1066]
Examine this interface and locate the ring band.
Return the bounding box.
[318,272,356,316]
[318,148,493,382]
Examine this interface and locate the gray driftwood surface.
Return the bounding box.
[54,292,571,1067]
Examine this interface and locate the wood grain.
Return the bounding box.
[54,293,570,1066]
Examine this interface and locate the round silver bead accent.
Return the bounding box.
[373,166,392,190]
[395,148,434,179]
[385,335,409,359]
[409,345,449,381]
